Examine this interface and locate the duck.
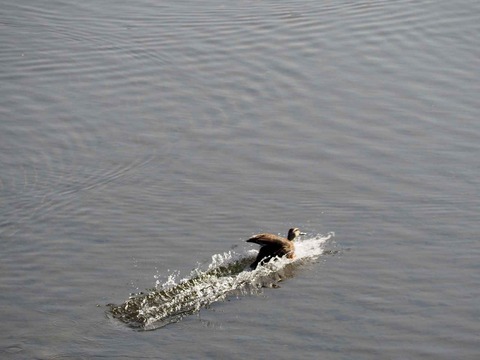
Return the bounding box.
[246,228,306,269]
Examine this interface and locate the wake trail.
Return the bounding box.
[108,232,334,330]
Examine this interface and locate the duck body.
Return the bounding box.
[246,228,304,269]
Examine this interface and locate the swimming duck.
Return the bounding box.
[246,228,306,269]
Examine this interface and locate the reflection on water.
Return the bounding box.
[108,234,333,330]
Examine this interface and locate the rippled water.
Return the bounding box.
[1,0,479,359]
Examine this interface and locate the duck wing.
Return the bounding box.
[246,233,288,246]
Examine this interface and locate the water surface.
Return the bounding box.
[1,0,479,359]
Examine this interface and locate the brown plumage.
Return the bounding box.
[246,228,305,269]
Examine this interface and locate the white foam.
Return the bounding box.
[295,232,334,259]
[110,232,334,330]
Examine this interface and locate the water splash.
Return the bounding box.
[108,232,334,330]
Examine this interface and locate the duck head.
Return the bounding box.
[287,228,306,241]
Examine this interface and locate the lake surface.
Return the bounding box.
[1,0,479,358]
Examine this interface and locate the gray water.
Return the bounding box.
[1,0,479,358]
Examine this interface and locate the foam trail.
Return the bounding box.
[108,232,334,330]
